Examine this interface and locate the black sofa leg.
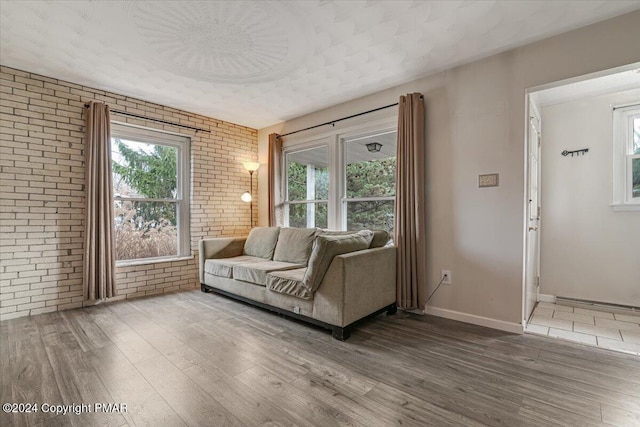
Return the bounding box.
[387,303,397,315]
[332,326,351,341]
[201,284,211,293]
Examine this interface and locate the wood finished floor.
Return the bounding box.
[1,290,639,427]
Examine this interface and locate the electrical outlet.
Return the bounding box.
[441,270,452,285]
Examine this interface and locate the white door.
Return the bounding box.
[524,103,541,323]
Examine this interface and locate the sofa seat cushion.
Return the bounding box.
[273,227,318,265]
[266,268,313,300]
[204,256,264,278]
[233,260,305,286]
[243,226,281,259]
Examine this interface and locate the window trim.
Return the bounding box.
[282,141,330,228]
[281,115,397,230]
[612,105,640,211]
[341,128,397,230]
[111,122,191,264]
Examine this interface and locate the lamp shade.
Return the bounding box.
[243,161,260,172]
[241,192,252,202]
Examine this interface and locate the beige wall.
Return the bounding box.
[258,11,640,326]
[540,89,640,306]
[0,67,257,321]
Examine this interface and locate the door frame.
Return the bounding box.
[522,95,542,326]
[522,94,542,327]
[520,61,640,328]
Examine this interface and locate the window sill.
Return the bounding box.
[116,255,194,268]
[610,204,640,212]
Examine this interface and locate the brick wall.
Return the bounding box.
[0,66,258,320]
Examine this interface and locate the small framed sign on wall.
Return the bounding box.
[479,173,499,188]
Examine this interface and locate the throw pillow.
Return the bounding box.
[369,230,390,248]
[303,230,373,293]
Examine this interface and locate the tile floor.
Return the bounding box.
[525,301,640,355]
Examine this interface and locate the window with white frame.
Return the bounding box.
[342,130,397,234]
[612,105,640,210]
[282,121,397,233]
[111,123,191,262]
[284,145,329,228]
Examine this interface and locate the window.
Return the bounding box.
[284,145,329,228]
[282,120,397,233]
[111,124,190,262]
[612,105,640,210]
[343,130,396,234]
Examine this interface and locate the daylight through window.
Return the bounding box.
[285,145,329,228]
[283,123,397,233]
[111,124,190,262]
[343,131,396,234]
[612,105,640,209]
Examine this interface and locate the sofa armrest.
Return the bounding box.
[198,237,246,283]
[313,246,396,327]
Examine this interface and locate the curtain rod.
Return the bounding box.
[277,100,410,139]
[612,103,640,110]
[84,103,210,133]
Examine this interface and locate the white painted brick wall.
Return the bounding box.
[0,66,258,320]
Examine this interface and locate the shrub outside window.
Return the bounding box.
[111,124,190,262]
[282,121,397,234]
[343,130,396,234]
[284,145,329,228]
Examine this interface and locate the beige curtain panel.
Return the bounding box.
[268,133,283,226]
[83,101,117,300]
[395,93,426,310]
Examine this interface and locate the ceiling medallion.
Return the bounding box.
[129,1,309,83]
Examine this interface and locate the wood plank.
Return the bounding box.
[87,344,186,427]
[538,347,640,383]
[114,297,256,376]
[8,316,63,427]
[235,365,362,426]
[273,330,535,426]
[84,305,161,365]
[365,381,508,427]
[196,317,311,383]
[291,372,447,427]
[60,308,111,353]
[602,403,640,426]
[368,316,640,416]
[517,398,605,427]
[41,327,128,426]
[134,355,244,427]
[2,290,639,427]
[183,364,300,426]
[0,320,13,427]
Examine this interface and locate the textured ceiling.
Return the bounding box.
[1,1,639,129]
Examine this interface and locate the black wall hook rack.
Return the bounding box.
[561,148,589,157]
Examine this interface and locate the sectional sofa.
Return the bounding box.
[198,227,397,340]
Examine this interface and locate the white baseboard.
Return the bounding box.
[424,306,524,334]
[538,294,556,303]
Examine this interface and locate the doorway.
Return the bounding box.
[522,64,640,355]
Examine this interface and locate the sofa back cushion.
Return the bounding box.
[320,229,389,249]
[273,227,318,265]
[369,230,390,248]
[303,230,373,293]
[243,226,280,259]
